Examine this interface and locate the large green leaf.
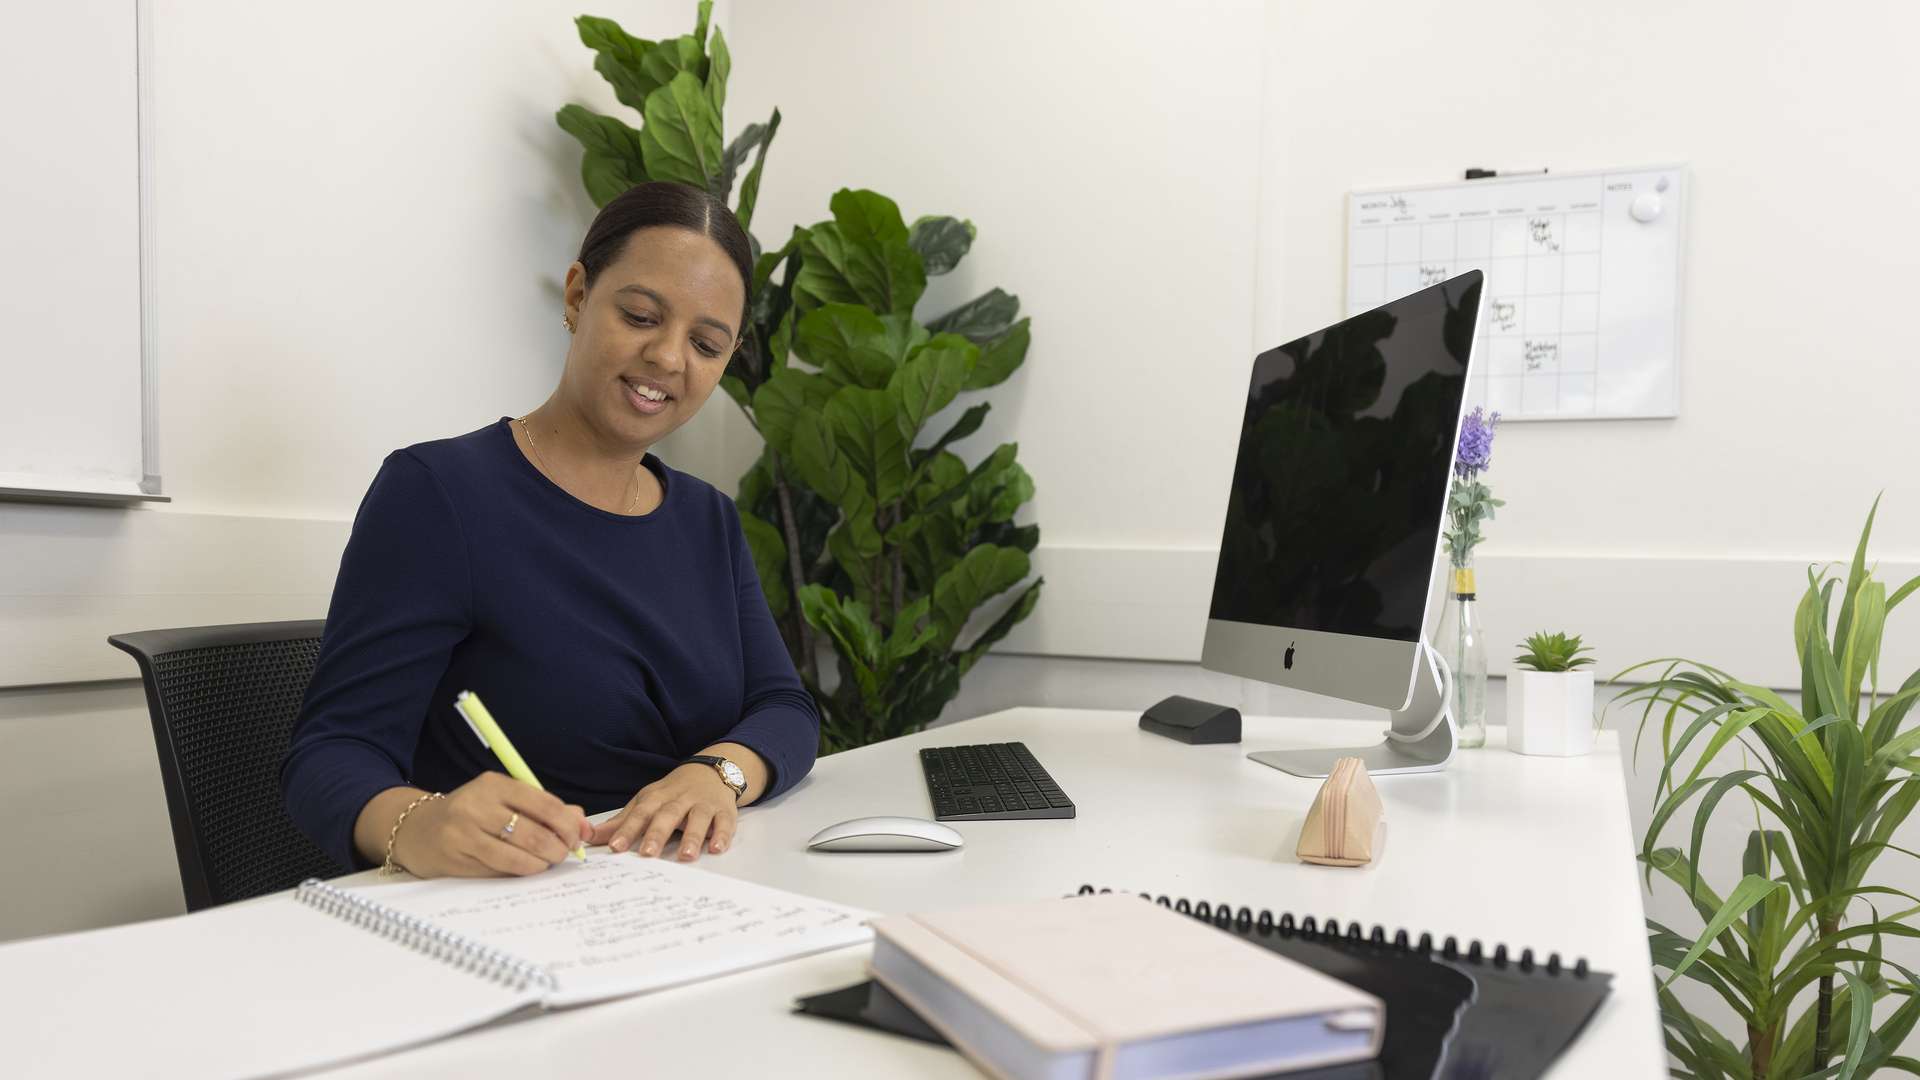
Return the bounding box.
[714,123,764,203]
[918,402,990,463]
[787,411,854,504]
[964,443,1030,527]
[795,304,895,389]
[926,287,1019,342]
[798,586,882,703]
[913,451,970,511]
[895,654,963,731]
[555,105,647,207]
[576,16,657,111]
[1644,847,1754,956]
[788,411,880,567]
[639,33,705,89]
[889,335,978,438]
[959,578,1043,675]
[1648,917,1759,1022]
[1835,495,1882,664]
[639,71,723,186]
[826,516,883,600]
[738,510,789,617]
[967,318,1031,389]
[755,227,805,290]
[704,24,729,117]
[1843,580,1888,716]
[885,595,935,660]
[907,215,975,275]
[1661,875,1783,987]
[1866,668,1920,752]
[932,545,1031,650]
[793,190,927,315]
[982,462,1034,523]
[878,313,930,366]
[825,387,911,503]
[978,521,1040,554]
[753,367,835,457]
[734,108,781,230]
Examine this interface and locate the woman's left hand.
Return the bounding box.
[593,764,740,861]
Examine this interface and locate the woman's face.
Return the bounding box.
[560,225,745,449]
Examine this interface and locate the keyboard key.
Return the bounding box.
[979,796,1002,813]
[1047,794,1073,808]
[1024,794,1050,810]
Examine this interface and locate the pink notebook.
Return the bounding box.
[868,894,1383,1080]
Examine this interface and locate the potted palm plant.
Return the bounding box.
[1618,499,1920,1076]
[1507,631,1597,756]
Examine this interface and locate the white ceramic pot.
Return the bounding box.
[1506,670,1596,756]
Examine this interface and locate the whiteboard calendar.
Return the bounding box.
[1346,165,1686,420]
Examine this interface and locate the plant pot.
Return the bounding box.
[1506,670,1596,756]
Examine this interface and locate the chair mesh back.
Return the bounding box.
[146,636,342,905]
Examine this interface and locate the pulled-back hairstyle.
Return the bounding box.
[575,181,754,338]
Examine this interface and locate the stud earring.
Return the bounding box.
[563,312,576,333]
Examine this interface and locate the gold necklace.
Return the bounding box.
[516,416,641,514]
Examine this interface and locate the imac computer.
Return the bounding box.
[1201,270,1483,778]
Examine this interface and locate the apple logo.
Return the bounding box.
[1283,641,1296,669]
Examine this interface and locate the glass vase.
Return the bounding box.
[1437,558,1487,748]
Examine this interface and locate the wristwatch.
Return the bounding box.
[686,754,747,802]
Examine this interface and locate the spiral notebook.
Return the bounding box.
[796,885,1612,1080]
[10,855,871,1080]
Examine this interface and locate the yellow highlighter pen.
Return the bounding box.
[454,690,587,862]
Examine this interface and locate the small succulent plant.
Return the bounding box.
[1513,631,1594,672]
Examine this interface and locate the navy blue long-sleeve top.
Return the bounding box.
[282,418,819,869]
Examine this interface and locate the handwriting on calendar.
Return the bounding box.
[1492,300,1518,332]
[1528,217,1560,253]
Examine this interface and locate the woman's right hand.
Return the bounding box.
[373,773,592,878]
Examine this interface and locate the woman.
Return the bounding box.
[282,181,817,877]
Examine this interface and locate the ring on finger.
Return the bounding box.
[500,811,519,840]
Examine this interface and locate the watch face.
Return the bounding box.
[719,760,746,789]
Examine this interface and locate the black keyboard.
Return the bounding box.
[920,742,1076,820]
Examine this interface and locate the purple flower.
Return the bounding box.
[1454,407,1501,478]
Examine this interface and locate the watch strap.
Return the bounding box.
[686,755,746,800]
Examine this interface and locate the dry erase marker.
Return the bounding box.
[454,690,587,862]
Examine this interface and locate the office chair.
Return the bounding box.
[108,620,343,910]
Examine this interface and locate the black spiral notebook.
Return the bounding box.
[794,885,1614,1080]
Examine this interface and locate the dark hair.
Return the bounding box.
[576,181,754,339]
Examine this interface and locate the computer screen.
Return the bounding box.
[1209,272,1481,643]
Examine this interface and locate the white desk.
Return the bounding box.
[322,708,1664,1078]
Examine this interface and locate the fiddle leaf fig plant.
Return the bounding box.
[1616,499,1920,1078]
[740,187,1040,753]
[559,4,1040,753]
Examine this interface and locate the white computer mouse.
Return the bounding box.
[806,815,964,853]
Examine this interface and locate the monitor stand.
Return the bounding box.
[1246,641,1455,778]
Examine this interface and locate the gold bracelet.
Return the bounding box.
[381,791,445,876]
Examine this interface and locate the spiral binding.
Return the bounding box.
[295,878,558,994]
[1074,885,1590,978]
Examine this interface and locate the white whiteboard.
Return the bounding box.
[0,0,159,502]
[1347,165,1686,421]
